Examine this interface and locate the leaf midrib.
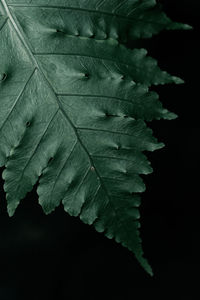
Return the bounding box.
[2,0,115,214]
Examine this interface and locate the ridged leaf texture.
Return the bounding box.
[0,0,190,275]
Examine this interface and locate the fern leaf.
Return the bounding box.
[0,0,189,275]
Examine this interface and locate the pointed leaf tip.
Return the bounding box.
[7,206,15,217]
[162,111,178,120]
[167,112,178,120]
[172,76,185,85]
[182,24,193,30]
[137,255,154,276]
[167,22,193,31]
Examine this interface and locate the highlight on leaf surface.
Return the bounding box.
[0,0,190,275]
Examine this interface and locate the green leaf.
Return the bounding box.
[0,0,188,275]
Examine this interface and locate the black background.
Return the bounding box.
[0,1,199,299]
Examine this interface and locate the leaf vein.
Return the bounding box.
[34,52,139,71]
[72,166,91,200]
[57,93,134,105]
[0,68,36,134]
[7,3,166,26]
[77,127,137,138]
[0,17,8,32]
[48,140,78,198]
[12,108,60,196]
[92,155,137,163]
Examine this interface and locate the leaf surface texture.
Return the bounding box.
[0,0,188,274]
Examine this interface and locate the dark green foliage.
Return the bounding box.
[0,0,190,275]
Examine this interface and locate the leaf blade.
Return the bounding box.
[0,0,185,274]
